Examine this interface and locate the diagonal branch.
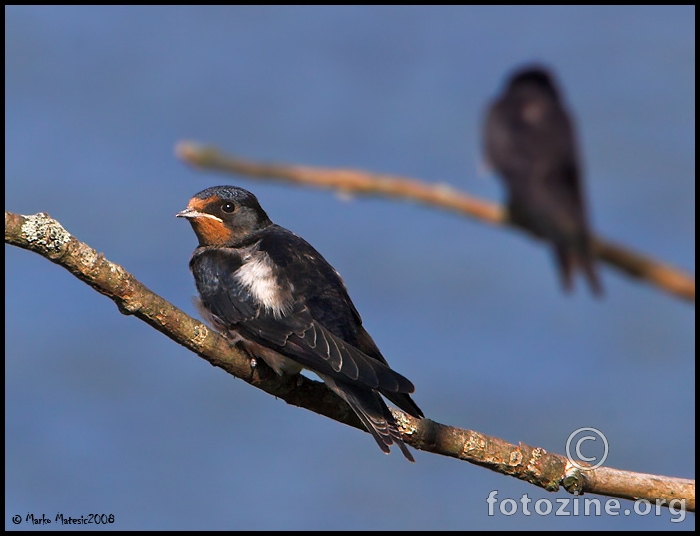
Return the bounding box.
[175,142,695,304]
[6,210,694,512]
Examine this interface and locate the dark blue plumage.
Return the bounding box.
[484,65,602,295]
[178,185,423,460]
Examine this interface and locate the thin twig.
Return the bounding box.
[175,142,695,303]
[5,210,694,511]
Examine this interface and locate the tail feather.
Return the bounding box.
[553,244,574,293]
[553,243,603,297]
[318,373,415,462]
[579,243,603,296]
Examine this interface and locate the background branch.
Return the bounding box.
[175,142,695,304]
[6,210,694,512]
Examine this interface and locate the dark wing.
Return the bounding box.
[354,325,424,418]
[246,302,415,394]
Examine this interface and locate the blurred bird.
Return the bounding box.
[177,185,423,461]
[483,65,602,295]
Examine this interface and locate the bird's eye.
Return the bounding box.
[221,202,235,213]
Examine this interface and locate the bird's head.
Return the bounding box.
[176,185,272,246]
[506,64,561,101]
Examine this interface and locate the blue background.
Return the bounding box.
[5,6,695,530]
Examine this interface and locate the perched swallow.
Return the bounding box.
[483,65,602,295]
[177,186,423,461]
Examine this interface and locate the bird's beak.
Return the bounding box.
[176,207,199,219]
[176,207,223,223]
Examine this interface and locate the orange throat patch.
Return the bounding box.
[189,215,232,246]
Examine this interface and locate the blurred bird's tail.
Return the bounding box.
[554,244,603,297]
[580,248,603,296]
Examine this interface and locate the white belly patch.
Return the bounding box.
[234,250,292,318]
